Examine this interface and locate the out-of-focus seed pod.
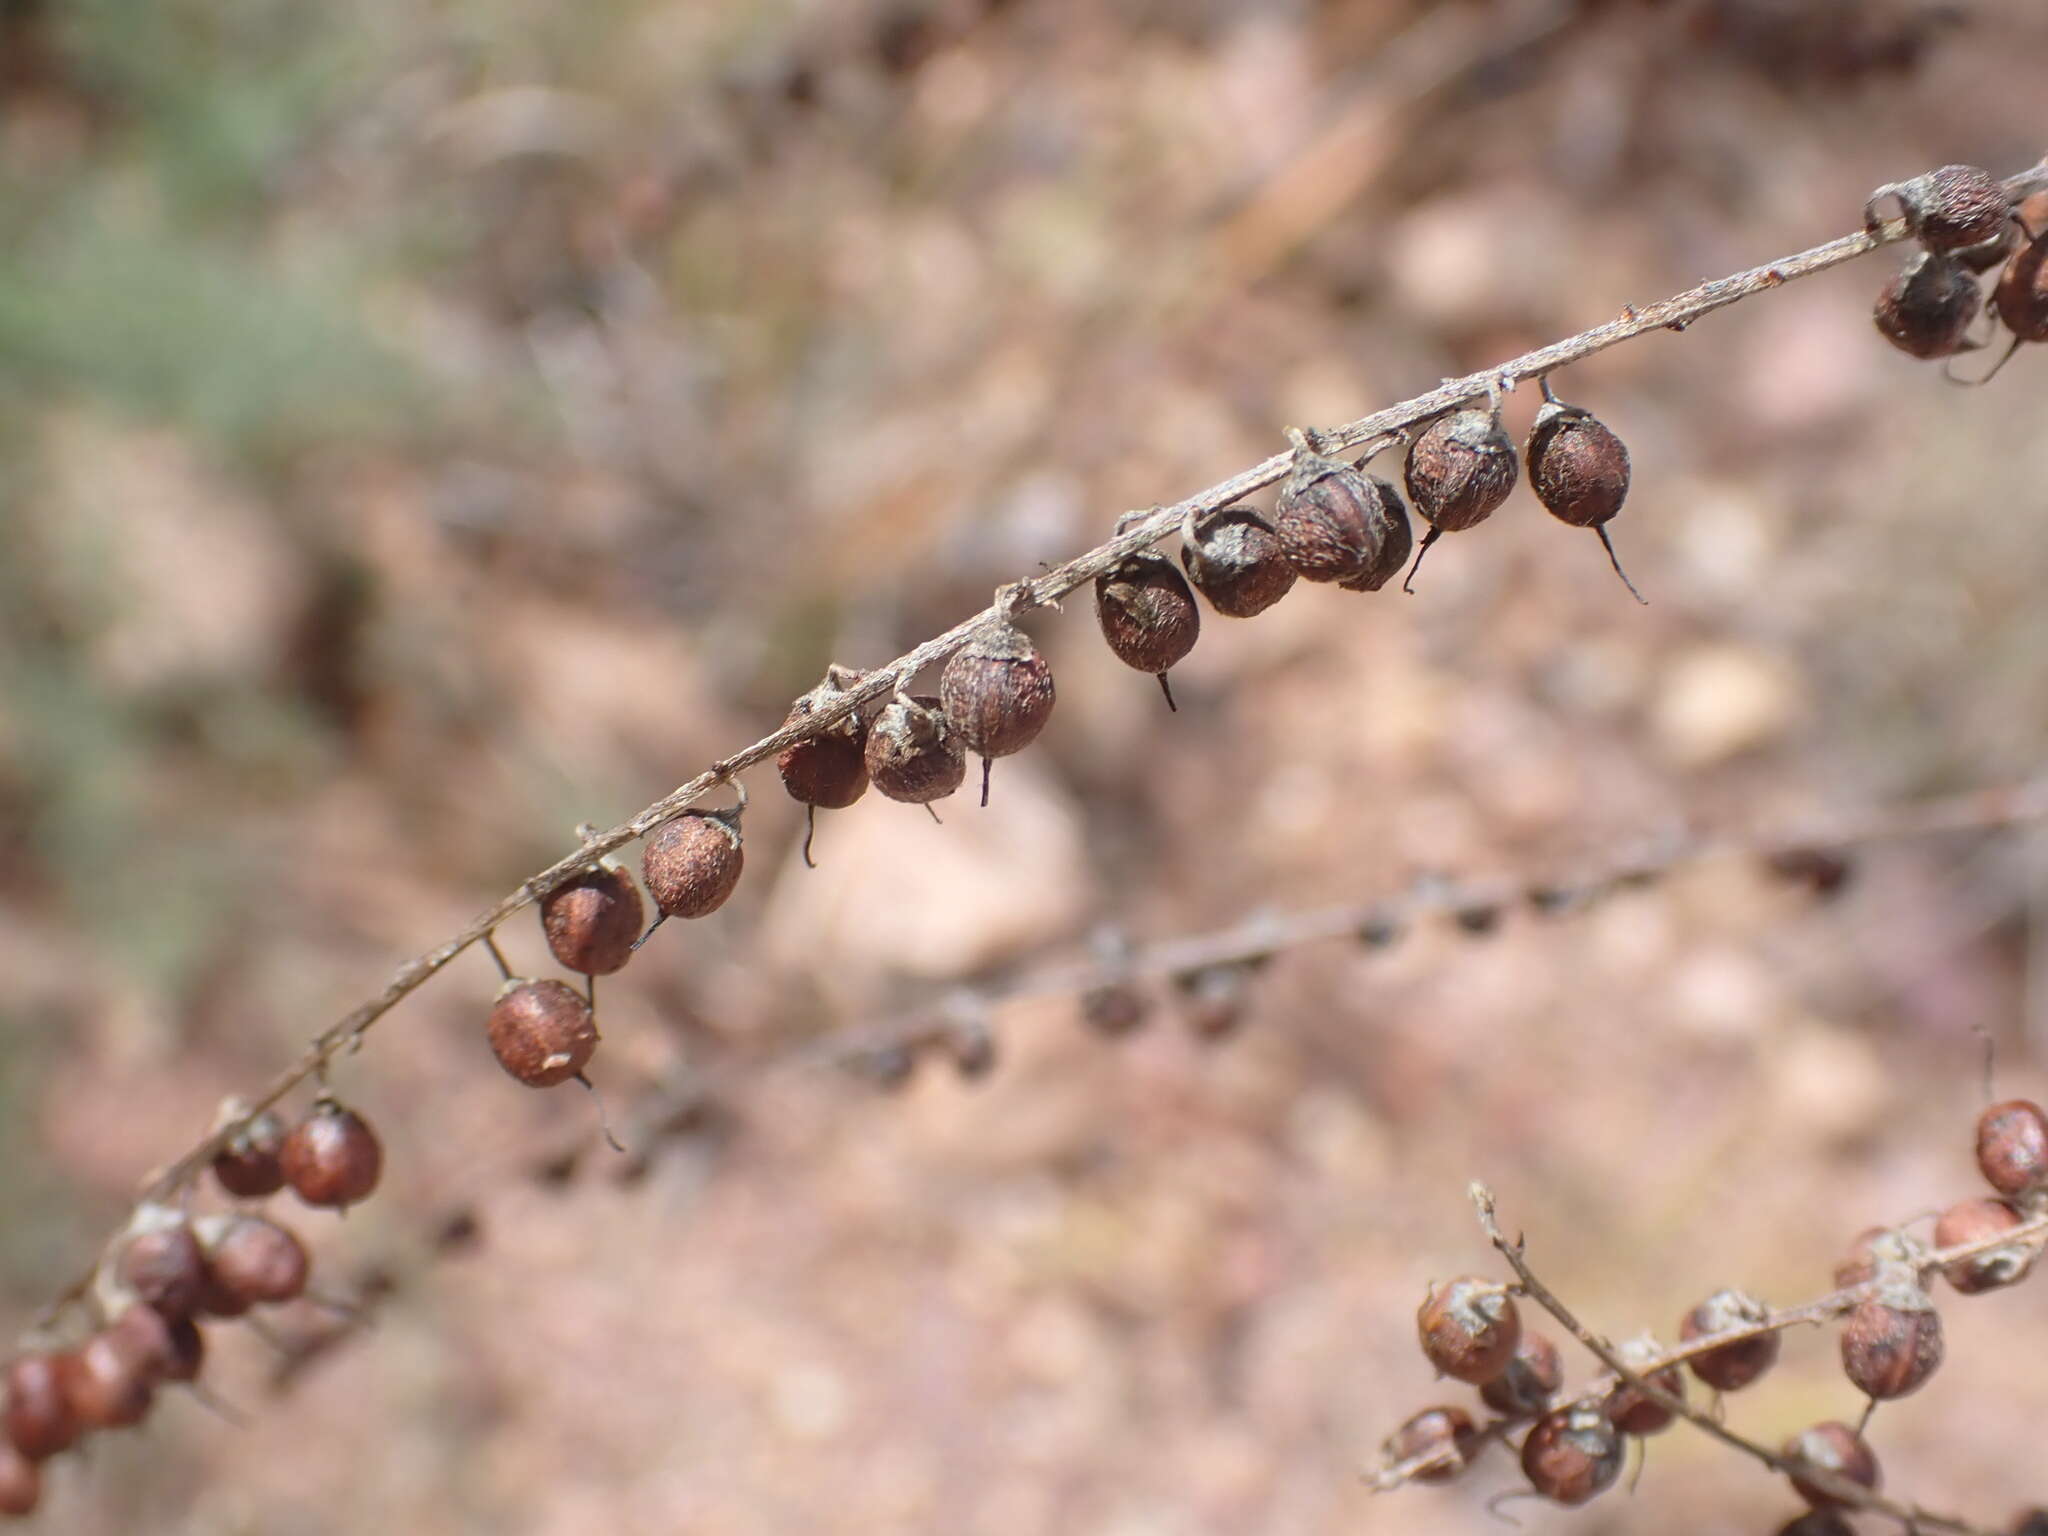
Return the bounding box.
[1839,1275,1943,1401]
[1601,1334,1685,1436]
[1933,1197,2037,1294]
[1179,504,1296,617]
[940,609,1056,807]
[1273,428,1402,585]
[1783,1420,1880,1511]
[1835,1224,1929,1289]
[1865,164,2009,254]
[1873,250,1980,358]
[1173,964,1251,1043]
[1525,385,1643,602]
[864,692,965,807]
[1977,1098,2048,1198]
[0,1441,37,1517]
[1080,982,1149,1039]
[113,1206,208,1322]
[1416,1276,1520,1384]
[1479,1329,1563,1418]
[1678,1288,1779,1391]
[3,1354,79,1461]
[1095,541,1200,710]
[777,666,871,868]
[1521,1402,1623,1506]
[1403,406,1518,590]
[61,1330,155,1430]
[212,1106,289,1199]
[1382,1405,1479,1485]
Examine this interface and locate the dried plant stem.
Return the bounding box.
[35,163,2048,1334]
[1470,1185,2012,1536]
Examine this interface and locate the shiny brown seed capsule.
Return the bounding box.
[1403,407,1518,590]
[1873,250,1980,359]
[1834,1225,1929,1289]
[0,1441,36,1517]
[3,1354,79,1461]
[212,1108,288,1199]
[777,667,870,867]
[1479,1328,1563,1418]
[1525,387,1643,602]
[1783,1420,1880,1511]
[1678,1288,1779,1391]
[1601,1333,1685,1436]
[198,1212,311,1310]
[281,1097,384,1212]
[864,692,965,807]
[1382,1405,1478,1485]
[113,1208,208,1321]
[1095,546,1199,710]
[1520,1402,1623,1506]
[61,1330,155,1430]
[541,860,643,978]
[1933,1197,2036,1294]
[487,978,599,1088]
[1865,164,2009,254]
[1416,1276,1520,1384]
[1272,428,1402,585]
[940,614,1056,807]
[1977,1098,2048,1197]
[1839,1275,1943,1400]
[1179,505,1297,617]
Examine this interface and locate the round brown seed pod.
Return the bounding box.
[487,978,599,1088]
[1173,964,1250,1043]
[541,860,643,978]
[280,1097,384,1211]
[1382,1405,1478,1486]
[61,1330,154,1430]
[1678,1288,1779,1391]
[1601,1333,1685,1436]
[113,1208,208,1321]
[1405,408,1518,536]
[103,1304,180,1386]
[211,1107,288,1199]
[1866,164,2009,254]
[1783,1420,1880,1511]
[1079,982,1149,1039]
[1520,1402,1623,1507]
[1272,429,1400,584]
[1334,473,1412,594]
[641,800,746,924]
[1479,1328,1563,1418]
[1933,1196,2037,1294]
[3,1354,79,1461]
[1834,1225,1929,1289]
[1095,547,1199,710]
[863,693,965,806]
[940,615,1056,807]
[1873,250,1980,358]
[777,668,871,866]
[1993,222,2048,344]
[1179,505,1296,617]
[1416,1276,1520,1385]
[0,1441,36,1518]
[1525,389,1644,602]
[1977,1098,2048,1198]
[198,1212,311,1309]
[1840,1275,1943,1400]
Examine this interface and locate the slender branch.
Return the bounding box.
[37,162,2048,1332]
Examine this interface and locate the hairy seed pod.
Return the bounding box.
[1406,408,1518,535]
[1416,1276,1520,1384]
[1095,548,1199,710]
[1783,1420,1880,1511]
[281,1097,384,1211]
[1382,1405,1478,1485]
[1601,1333,1685,1436]
[1479,1329,1563,1417]
[1866,164,2009,253]
[1933,1197,2036,1294]
[113,1208,208,1321]
[940,616,1056,807]
[0,1441,36,1517]
[642,804,746,923]
[1525,391,1644,601]
[1678,1288,1779,1391]
[1273,429,1398,584]
[863,693,965,806]
[1840,1275,1943,1400]
[4,1354,79,1461]
[1520,1402,1623,1506]
[778,668,871,866]
[1873,251,1980,358]
[1977,1098,2048,1197]
[1834,1225,1929,1289]
[1179,505,1297,617]
[488,978,599,1088]
[198,1213,312,1308]
[541,860,643,978]
[62,1330,154,1430]
[1993,222,2048,343]
[1080,982,1149,1038]
[1335,471,1413,594]
[212,1108,288,1199]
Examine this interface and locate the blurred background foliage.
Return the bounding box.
[2,0,2047,1530]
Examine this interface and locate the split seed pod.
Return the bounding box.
[1095,540,1200,710]
[541,857,644,978]
[1873,251,1981,359]
[1179,505,1297,617]
[640,784,747,939]
[197,1213,311,1310]
[1933,1196,2036,1294]
[777,666,871,867]
[281,1097,384,1211]
[1479,1329,1563,1418]
[864,692,965,806]
[1839,1275,1943,1400]
[488,978,599,1088]
[1520,1402,1623,1507]
[1382,1405,1479,1486]
[1678,1287,1779,1391]
[3,1354,79,1461]
[1976,1098,2048,1198]
[1601,1333,1685,1436]
[1272,428,1403,585]
[1404,406,1519,588]
[1865,164,2009,254]
[1416,1276,1520,1384]
[211,1107,288,1199]
[940,610,1056,807]
[1783,1420,1880,1511]
[1525,386,1643,602]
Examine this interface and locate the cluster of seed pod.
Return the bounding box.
[1866,163,2047,378]
[1377,1091,2048,1526]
